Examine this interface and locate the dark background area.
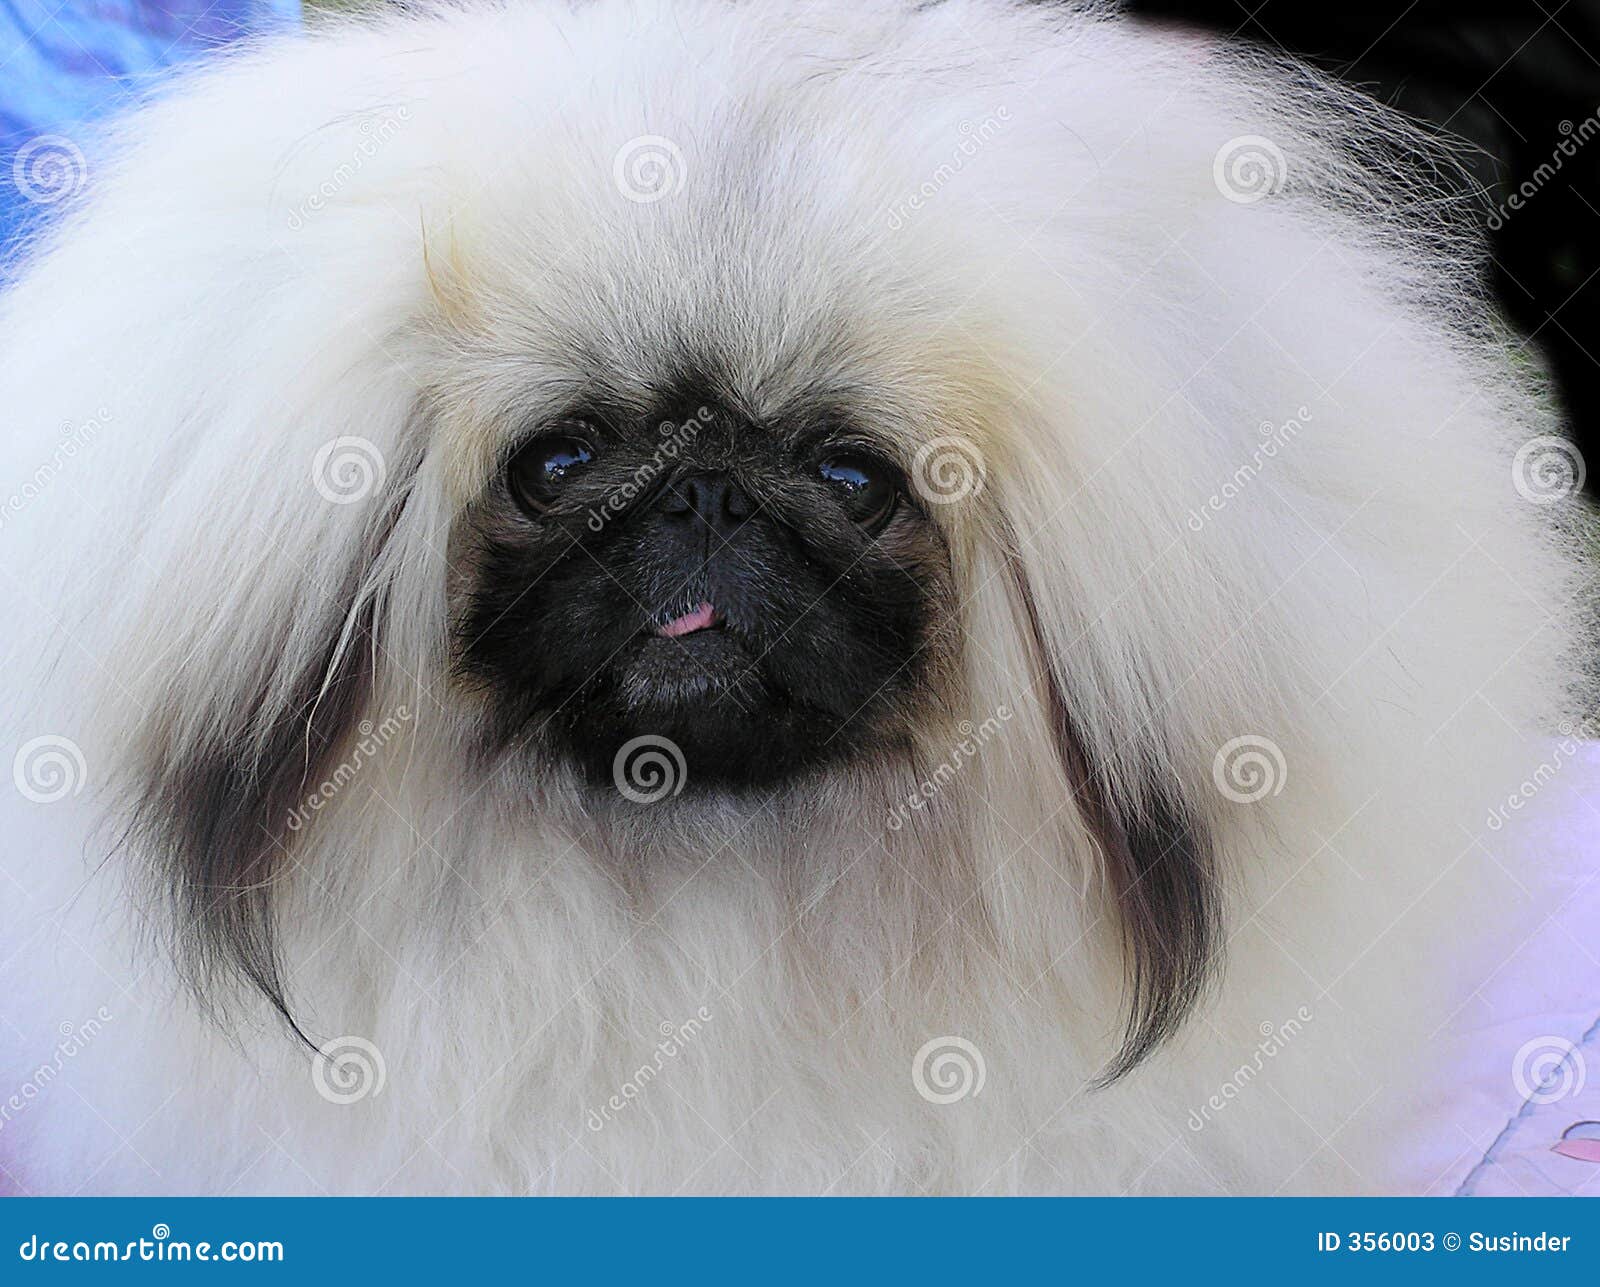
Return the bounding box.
[1129,0,1600,496]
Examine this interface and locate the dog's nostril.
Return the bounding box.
[661,472,752,529]
[659,483,693,516]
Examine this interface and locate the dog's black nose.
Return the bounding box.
[658,472,754,535]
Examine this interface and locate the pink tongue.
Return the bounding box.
[658,602,717,638]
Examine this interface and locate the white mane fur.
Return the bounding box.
[0,0,1587,1194]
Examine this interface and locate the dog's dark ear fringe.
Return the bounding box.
[1003,550,1221,1085]
[133,599,376,1046]
[127,468,416,1044]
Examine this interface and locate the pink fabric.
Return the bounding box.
[1552,1139,1600,1163]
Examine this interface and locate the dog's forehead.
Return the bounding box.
[547,258,881,420]
[429,134,1010,489]
[442,255,912,443]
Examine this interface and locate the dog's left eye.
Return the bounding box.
[817,450,900,533]
[507,431,596,515]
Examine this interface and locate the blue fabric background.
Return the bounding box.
[1,0,301,249]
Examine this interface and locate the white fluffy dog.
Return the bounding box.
[0,0,1589,1195]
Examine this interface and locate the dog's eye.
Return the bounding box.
[506,431,595,515]
[817,450,900,533]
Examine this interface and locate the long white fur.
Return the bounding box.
[0,0,1587,1194]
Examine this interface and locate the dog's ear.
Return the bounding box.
[1002,550,1221,1084]
[126,453,420,1039]
[132,603,374,1039]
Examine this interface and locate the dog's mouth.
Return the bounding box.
[548,588,911,791]
[618,600,764,719]
[654,601,720,638]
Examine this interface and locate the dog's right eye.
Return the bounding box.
[506,430,596,515]
[816,449,900,534]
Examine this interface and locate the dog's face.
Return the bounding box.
[454,382,947,790]
[454,379,953,793]
[113,54,1221,1081]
